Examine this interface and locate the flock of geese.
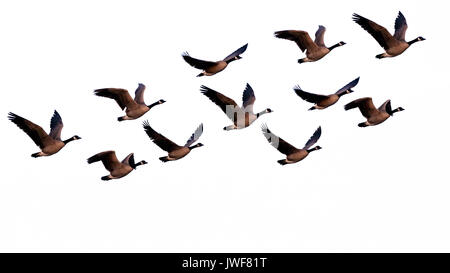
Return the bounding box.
[7,11,424,180]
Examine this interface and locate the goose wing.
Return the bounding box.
[314,25,326,47]
[134,83,146,105]
[293,86,328,103]
[352,13,399,49]
[49,110,64,141]
[242,83,256,113]
[223,43,248,61]
[184,123,204,147]
[182,52,216,70]
[8,112,54,148]
[261,124,298,155]
[274,30,319,52]
[200,85,243,121]
[344,97,378,118]
[394,11,408,41]
[303,126,322,150]
[121,153,135,165]
[94,88,136,110]
[87,150,121,172]
[142,120,181,152]
[335,77,360,95]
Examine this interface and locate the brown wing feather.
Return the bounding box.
[352,13,400,50]
[87,151,121,172]
[94,88,136,110]
[261,124,298,155]
[344,97,379,118]
[8,112,54,148]
[142,120,181,152]
[274,30,319,52]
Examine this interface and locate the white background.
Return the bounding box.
[1,0,449,252]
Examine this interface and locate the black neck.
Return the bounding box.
[225,58,236,64]
[307,147,318,153]
[63,137,75,144]
[408,38,420,45]
[389,107,402,115]
[328,43,341,51]
[147,101,160,109]
[189,145,201,150]
[131,160,145,169]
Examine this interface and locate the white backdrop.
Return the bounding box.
[1,0,449,252]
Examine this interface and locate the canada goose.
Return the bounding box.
[87,151,147,181]
[200,84,273,131]
[8,111,81,157]
[294,77,360,110]
[94,83,165,121]
[352,12,425,59]
[182,43,248,77]
[344,97,404,127]
[142,121,204,162]
[261,124,322,165]
[274,26,346,63]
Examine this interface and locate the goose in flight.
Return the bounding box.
[94,83,165,121]
[344,97,404,127]
[182,43,248,77]
[143,121,204,162]
[8,111,81,157]
[294,77,360,110]
[200,84,273,131]
[87,151,147,181]
[274,26,346,63]
[352,12,425,58]
[262,124,322,165]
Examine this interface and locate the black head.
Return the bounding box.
[314,146,322,150]
[72,135,82,140]
[158,99,166,104]
[265,108,273,113]
[417,36,426,41]
[191,143,204,149]
[339,41,346,46]
[347,89,354,94]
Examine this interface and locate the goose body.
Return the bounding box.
[200,84,272,130]
[87,151,147,181]
[94,83,165,121]
[352,12,425,58]
[182,43,248,77]
[344,97,404,127]
[143,121,204,162]
[274,26,346,63]
[262,125,322,165]
[8,111,81,157]
[294,77,360,110]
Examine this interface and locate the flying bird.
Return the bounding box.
[87,151,147,181]
[294,77,360,110]
[200,84,273,131]
[344,97,404,127]
[274,26,346,63]
[262,124,322,165]
[182,43,248,77]
[8,111,81,157]
[143,121,204,162]
[94,83,165,121]
[352,12,425,58]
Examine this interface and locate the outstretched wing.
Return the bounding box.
[94,88,136,110]
[303,126,322,150]
[223,43,248,61]
[352,13,398,50]
[49,110,64,141]
[394,11,408,41]
[8,112,53,148]
[182,52,216,70]
[87,150,120,172]
[293,86,328,103]
[335,77,360,95]
[184,123,203,147]
[200,85,243,122]
[134,83,146,105]
[142,120,181,152]
[314,25,326,47]
[344,97,378,119]
[274,30,319,52]
[261,124,298,155]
